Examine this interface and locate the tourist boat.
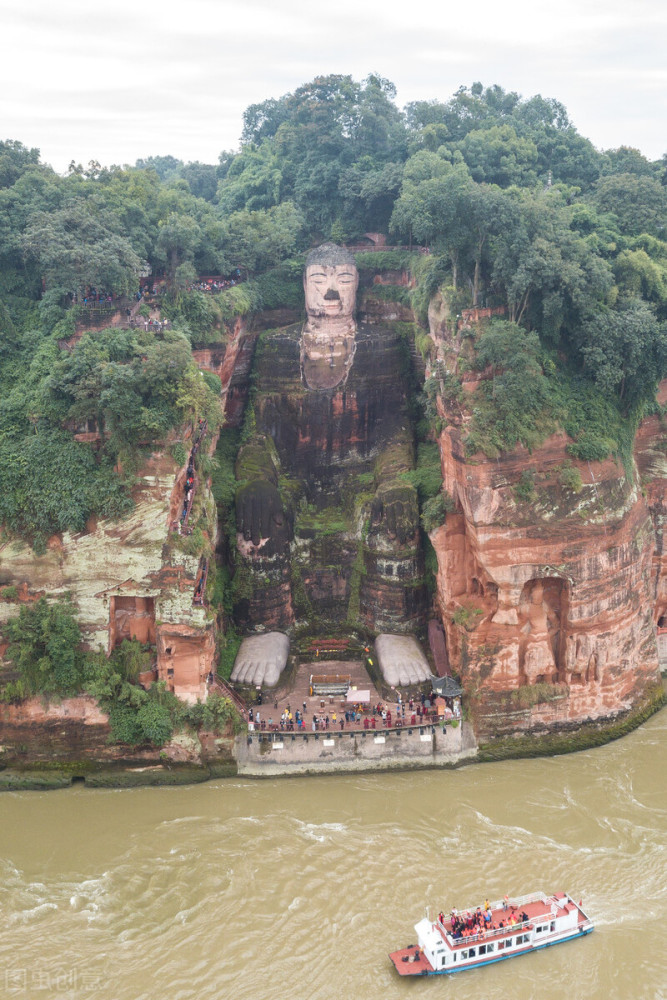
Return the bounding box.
[389,891,593,977]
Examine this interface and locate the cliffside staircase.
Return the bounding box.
[408,336,427,381]
[210,675,247,719]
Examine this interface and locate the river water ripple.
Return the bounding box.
[1,709,665,1000]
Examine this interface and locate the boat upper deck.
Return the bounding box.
[439,891,587,949]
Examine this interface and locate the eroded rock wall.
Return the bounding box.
[635,379,667,668]
[431,386,662,738]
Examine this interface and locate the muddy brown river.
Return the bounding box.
[1,707,665,1000]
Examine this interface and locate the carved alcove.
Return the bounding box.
[518,577,568,685]
[109,596,156,649]
[156,627,214,702]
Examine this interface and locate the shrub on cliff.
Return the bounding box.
[85,645,176,747]
[0,325,222,549]
[161,289,222,343]
[0,429,131,550]
[135,701,174,747]
[3,596,85,697]
[465,320,553,456]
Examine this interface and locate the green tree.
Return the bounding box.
[490,188,613,340]
[458,124,539,187]
[614,247,667,311]
[217,202,304,275]
[576,300,667,410]
[391,160,475,286]
[23,200,145,296]
[156,212,202,284]
[0,139,41,188]
[5,596,85,696]
[592,173,667,238]
[467,320,552,454]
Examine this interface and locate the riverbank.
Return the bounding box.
[0,681,664,789]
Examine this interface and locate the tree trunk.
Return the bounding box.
[473,258,480,306]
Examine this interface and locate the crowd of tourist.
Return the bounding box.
[71,288,116,307]
[193,558,208,605]
[440,900,531,941]
[174,419,207,536]
[246,692,451,733]
[187,273,242,293]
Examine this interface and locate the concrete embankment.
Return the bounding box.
[234,721,477,777]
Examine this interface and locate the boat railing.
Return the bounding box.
[501,891,550,909]
[440,915,535,947]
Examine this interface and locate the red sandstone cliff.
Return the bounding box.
[430,371,664,739]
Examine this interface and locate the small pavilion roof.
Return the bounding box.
[430,675,463,698]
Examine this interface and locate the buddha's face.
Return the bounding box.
[304,262,358,320]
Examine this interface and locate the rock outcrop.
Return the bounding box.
[430,377,663,740]
[635,378,667,667]
[0,447,215,704]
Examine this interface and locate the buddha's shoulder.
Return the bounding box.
[260,322,302,344]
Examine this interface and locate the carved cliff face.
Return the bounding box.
[301,248,359,391]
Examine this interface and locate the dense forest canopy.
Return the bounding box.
[1,76,666,548]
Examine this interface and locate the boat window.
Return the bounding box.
[467,948,476,958]
[550,921,556,932]
[486,943,494,953]
[479,945,487,955]
[497,940,505,950]
[536,925,544,933]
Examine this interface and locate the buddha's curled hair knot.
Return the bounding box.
[305,243,356,269]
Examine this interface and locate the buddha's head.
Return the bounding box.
[302,243,359,390]
[303,243,359,322]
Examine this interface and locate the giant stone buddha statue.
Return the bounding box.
[231,243,428,686]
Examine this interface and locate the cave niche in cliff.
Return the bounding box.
[518,577,568,685]
[156,627,215,703]
[110,596,156,649]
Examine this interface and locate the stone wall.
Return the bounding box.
[235,720,476,776]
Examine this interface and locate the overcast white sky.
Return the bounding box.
[2,0,666,173]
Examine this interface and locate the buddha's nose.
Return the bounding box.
[324,288,340,300]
